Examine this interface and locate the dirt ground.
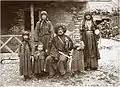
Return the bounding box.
[0,38,120,87]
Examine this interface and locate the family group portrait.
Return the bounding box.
[0,0,120,87]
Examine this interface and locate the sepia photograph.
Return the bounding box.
[0,0,120,86]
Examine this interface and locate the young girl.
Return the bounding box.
[71,36,85,75]
[33,42,45,79]
[18,31,33,81]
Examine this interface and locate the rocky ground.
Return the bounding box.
[0,38,120,87]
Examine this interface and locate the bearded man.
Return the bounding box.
[45,24,73,78]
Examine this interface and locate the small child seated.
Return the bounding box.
[33,42,45,79]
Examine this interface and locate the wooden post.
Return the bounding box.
[39,11,41,20]
[30,4,34,55]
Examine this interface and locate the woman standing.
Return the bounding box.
[34,11,54,57]
[81,12,100,70]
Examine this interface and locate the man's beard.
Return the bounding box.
[58,33,64,36]
[58,31,64,36]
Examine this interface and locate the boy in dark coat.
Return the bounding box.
[18,31,33,81]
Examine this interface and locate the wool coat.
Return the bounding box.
[18,41,32,76]
[45,35,73,75]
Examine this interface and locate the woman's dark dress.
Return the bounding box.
[81,20,100,70]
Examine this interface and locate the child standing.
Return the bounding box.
[18,31,33,81]
[71,37,85,75]
[33,42,45,79]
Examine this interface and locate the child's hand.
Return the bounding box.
[77,45,84,50]
[75,41,85,50]
[55,57,58,61]
[35,57,38,60]
[80,41,85,47]
[44,68,46,72]
[77,47,81,50]
[30,55,34,59]
[74,43,80,49]
[30,56,34,61]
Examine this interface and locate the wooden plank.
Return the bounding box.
[0,40,14,53]
[1,35,22,37]
[15,48,19,53]
[30,4,34,42]
[0,35,22,53]
[14,36,22,44]
[30,4,35,55]
[1,0,89,2]
[0,36,13,50]
[14,36,22,53]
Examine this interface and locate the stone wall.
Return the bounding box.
[48,7,73,31]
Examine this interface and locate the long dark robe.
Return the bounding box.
[34,20,54,55]
[81,20,100,69]
[18,41,32,76]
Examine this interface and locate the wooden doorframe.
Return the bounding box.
[30,4,34,55]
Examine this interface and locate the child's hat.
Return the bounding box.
[22,31,29,35]
[38,41,43,46]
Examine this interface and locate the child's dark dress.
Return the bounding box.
[33,51,45,74]
[71,49,84,72]
[71,42,85,72]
